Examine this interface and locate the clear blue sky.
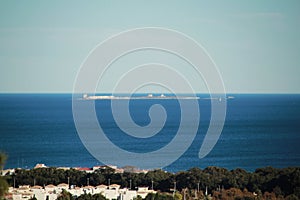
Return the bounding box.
[0,1,299,93]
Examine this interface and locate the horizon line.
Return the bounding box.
[1,92,300,95]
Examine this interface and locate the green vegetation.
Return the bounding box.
[144,192,181,200]
[57,189,74,200]
[56,190,106,200]
[3,166,300,199]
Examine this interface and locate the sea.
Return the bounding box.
[0,94,299,172]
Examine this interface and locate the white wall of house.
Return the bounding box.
[8,185,155,200]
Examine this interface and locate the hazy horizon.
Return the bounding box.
[1,1,299,93]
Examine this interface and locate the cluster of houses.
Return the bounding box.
[6,183,156,200]
[3,164,156,200]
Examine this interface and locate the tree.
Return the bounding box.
[57,189,74,200]
[76,193,93,200]
[0,152,8,199]
[92,193,107,200]
[0,153,6,173]
[174,191,182,200]
[285,194,299,200]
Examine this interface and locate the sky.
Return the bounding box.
[0,1,299,93]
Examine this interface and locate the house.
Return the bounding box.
[119,188,137,200]
[137,187,156,199]
[6,182,157,200]
[57,183,69,191]
[44,184,56,193]
[34,163,47,169]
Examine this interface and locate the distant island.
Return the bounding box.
[82,94,235,100]
[82,93,200,100]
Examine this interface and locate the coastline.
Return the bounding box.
[3,165,300,199]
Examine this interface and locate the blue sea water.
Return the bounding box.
[0,94,299,172]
